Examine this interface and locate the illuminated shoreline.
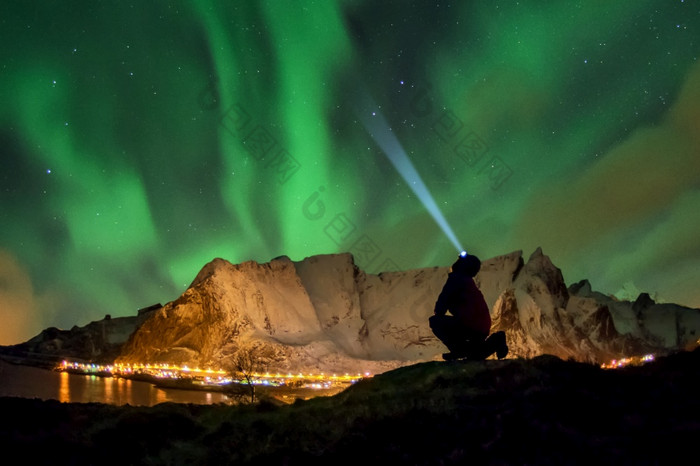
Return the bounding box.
[57,360,371,392]
[600,353,655,370]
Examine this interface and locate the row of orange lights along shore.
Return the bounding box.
[600,354,655,370]
[61,355,662,377]
[602,339,699,369]
[59,361,371,382]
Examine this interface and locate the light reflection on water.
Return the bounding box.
[0,359,232,406]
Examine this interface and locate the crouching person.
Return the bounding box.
[430,252,508,361]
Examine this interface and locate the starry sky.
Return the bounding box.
[1,1,699,345]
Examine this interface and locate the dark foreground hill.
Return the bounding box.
[1,349,698,465]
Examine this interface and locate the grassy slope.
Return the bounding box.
[1,349,698,465]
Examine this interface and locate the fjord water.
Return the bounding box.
[0,359,231,406]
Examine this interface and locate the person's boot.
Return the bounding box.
[442,352,461,361]
[442,339,473,361]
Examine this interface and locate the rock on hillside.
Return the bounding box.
[117,250,700,374]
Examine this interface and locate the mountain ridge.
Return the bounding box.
[3,248,698,374]
[114,248,700,374]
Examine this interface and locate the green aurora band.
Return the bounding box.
[1,1,699,344]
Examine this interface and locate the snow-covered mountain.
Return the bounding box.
[117,249,700,374]
[0,310,155,367]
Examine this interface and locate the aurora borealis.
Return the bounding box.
[1,1,699,345]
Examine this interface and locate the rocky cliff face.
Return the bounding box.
[117,250,700,374]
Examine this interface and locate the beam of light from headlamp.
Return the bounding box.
[357,98,463,253]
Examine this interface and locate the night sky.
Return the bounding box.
[2,1,699,345]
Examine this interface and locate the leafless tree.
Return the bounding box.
[226,347,263,403]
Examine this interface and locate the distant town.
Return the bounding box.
[57,360,371,394]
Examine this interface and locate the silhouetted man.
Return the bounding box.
[430,252,508,361]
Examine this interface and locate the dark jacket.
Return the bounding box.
[434,271,491,336]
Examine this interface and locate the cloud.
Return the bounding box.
[603,188,700,307]
[514,63,700,261]
[0,250,41,345]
